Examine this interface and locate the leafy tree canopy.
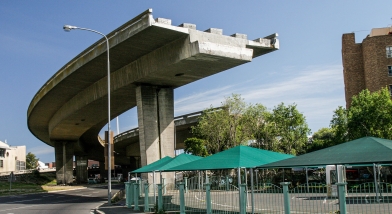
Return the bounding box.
[188,94,310,156]
[311,87,392,152]
[348,87,392,140]
[26,152,39,169]
[184,138,209,157]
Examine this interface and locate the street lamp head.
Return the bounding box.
[63,25,78,32]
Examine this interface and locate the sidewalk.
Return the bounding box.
[95,199,149,214]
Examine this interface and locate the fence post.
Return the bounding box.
[205,183,212,214]
[139,179,143,196]
[240,184,247,214]
[125,181,132,208]
[162,178,166,195]
[179,182,186,214]
[337,183,347,214]
[144,182,149,212]
[129,182,135,208]
[280,182,291,214]
[134,182,140,211]
[184,177,188,193]
[157,184,163,211]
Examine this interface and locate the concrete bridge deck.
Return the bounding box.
[27,8,278,183]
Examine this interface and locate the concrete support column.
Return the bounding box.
[75,155,88,184]
[54,141,74,185]
[136,85,175,184]
[99,160,107,183]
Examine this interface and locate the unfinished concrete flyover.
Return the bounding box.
[27,9,279,184]
[113,110,204,170]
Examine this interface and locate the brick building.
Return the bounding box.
[342,27,392,108]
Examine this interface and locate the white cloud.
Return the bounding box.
[28,146,54,156]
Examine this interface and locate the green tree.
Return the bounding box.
[242,104,275,150]
[330,106,349,144]
[307,127,335,153]
[329,87,392,142]
[189,95,310,156]
[184,138,209,157]
[191,94,250,154]
[269,103,311,155]
[26,152,39,169]
[348,87,392,139]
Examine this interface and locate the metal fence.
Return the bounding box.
[125,178,392,213]
[288,182,339,213]
[251,183,284,213]
[346,182,392,213]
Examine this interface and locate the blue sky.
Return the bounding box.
[1,1,391,163]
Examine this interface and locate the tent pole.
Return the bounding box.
[245,168,248,186]
[245,168,249,208]
[373,163,379,202]
[255,169,258,190]
[306,167,309,193]
[237,167,241,213]
[153,171,156,204]
[250,168,254,214]
[198,171,201,191]
[378,165,382,197]
[237,167,241,187]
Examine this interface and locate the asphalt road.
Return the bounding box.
[0,184,123,214]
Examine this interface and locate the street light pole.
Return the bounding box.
[63,25,112,205]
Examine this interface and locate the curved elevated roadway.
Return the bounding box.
[27,9,278,183]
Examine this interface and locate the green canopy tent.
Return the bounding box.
[258,136,392,200]
[157,153,203,171]
[131,156,173,174]
[259,137,392,168]
[165,145,293,211]
[131,153,202,173]
[130,154,202,201]
[166,145,294,171]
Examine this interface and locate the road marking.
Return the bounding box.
[7,198,42,203]
[0,198,79,212]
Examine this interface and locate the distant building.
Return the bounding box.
[0,140,26,173]
[37,161,48,169]
[342,26,392,108]
[45,162,55,168]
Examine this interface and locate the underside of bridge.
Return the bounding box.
[27,9,279,184]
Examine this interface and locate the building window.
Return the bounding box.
[387,46,392,58]
[15,160,25,171]
[389,66,392,76]
[0,149,4,158]
[0,160,3,168]
[389,85,392,96]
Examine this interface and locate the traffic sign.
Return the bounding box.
[8,172,16,182]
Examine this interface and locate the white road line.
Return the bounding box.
[7,198,42,203]
[0,198,79,212]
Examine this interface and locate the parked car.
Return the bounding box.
[87,178,98,184]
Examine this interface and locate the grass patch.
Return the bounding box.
[0,171,84,196]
